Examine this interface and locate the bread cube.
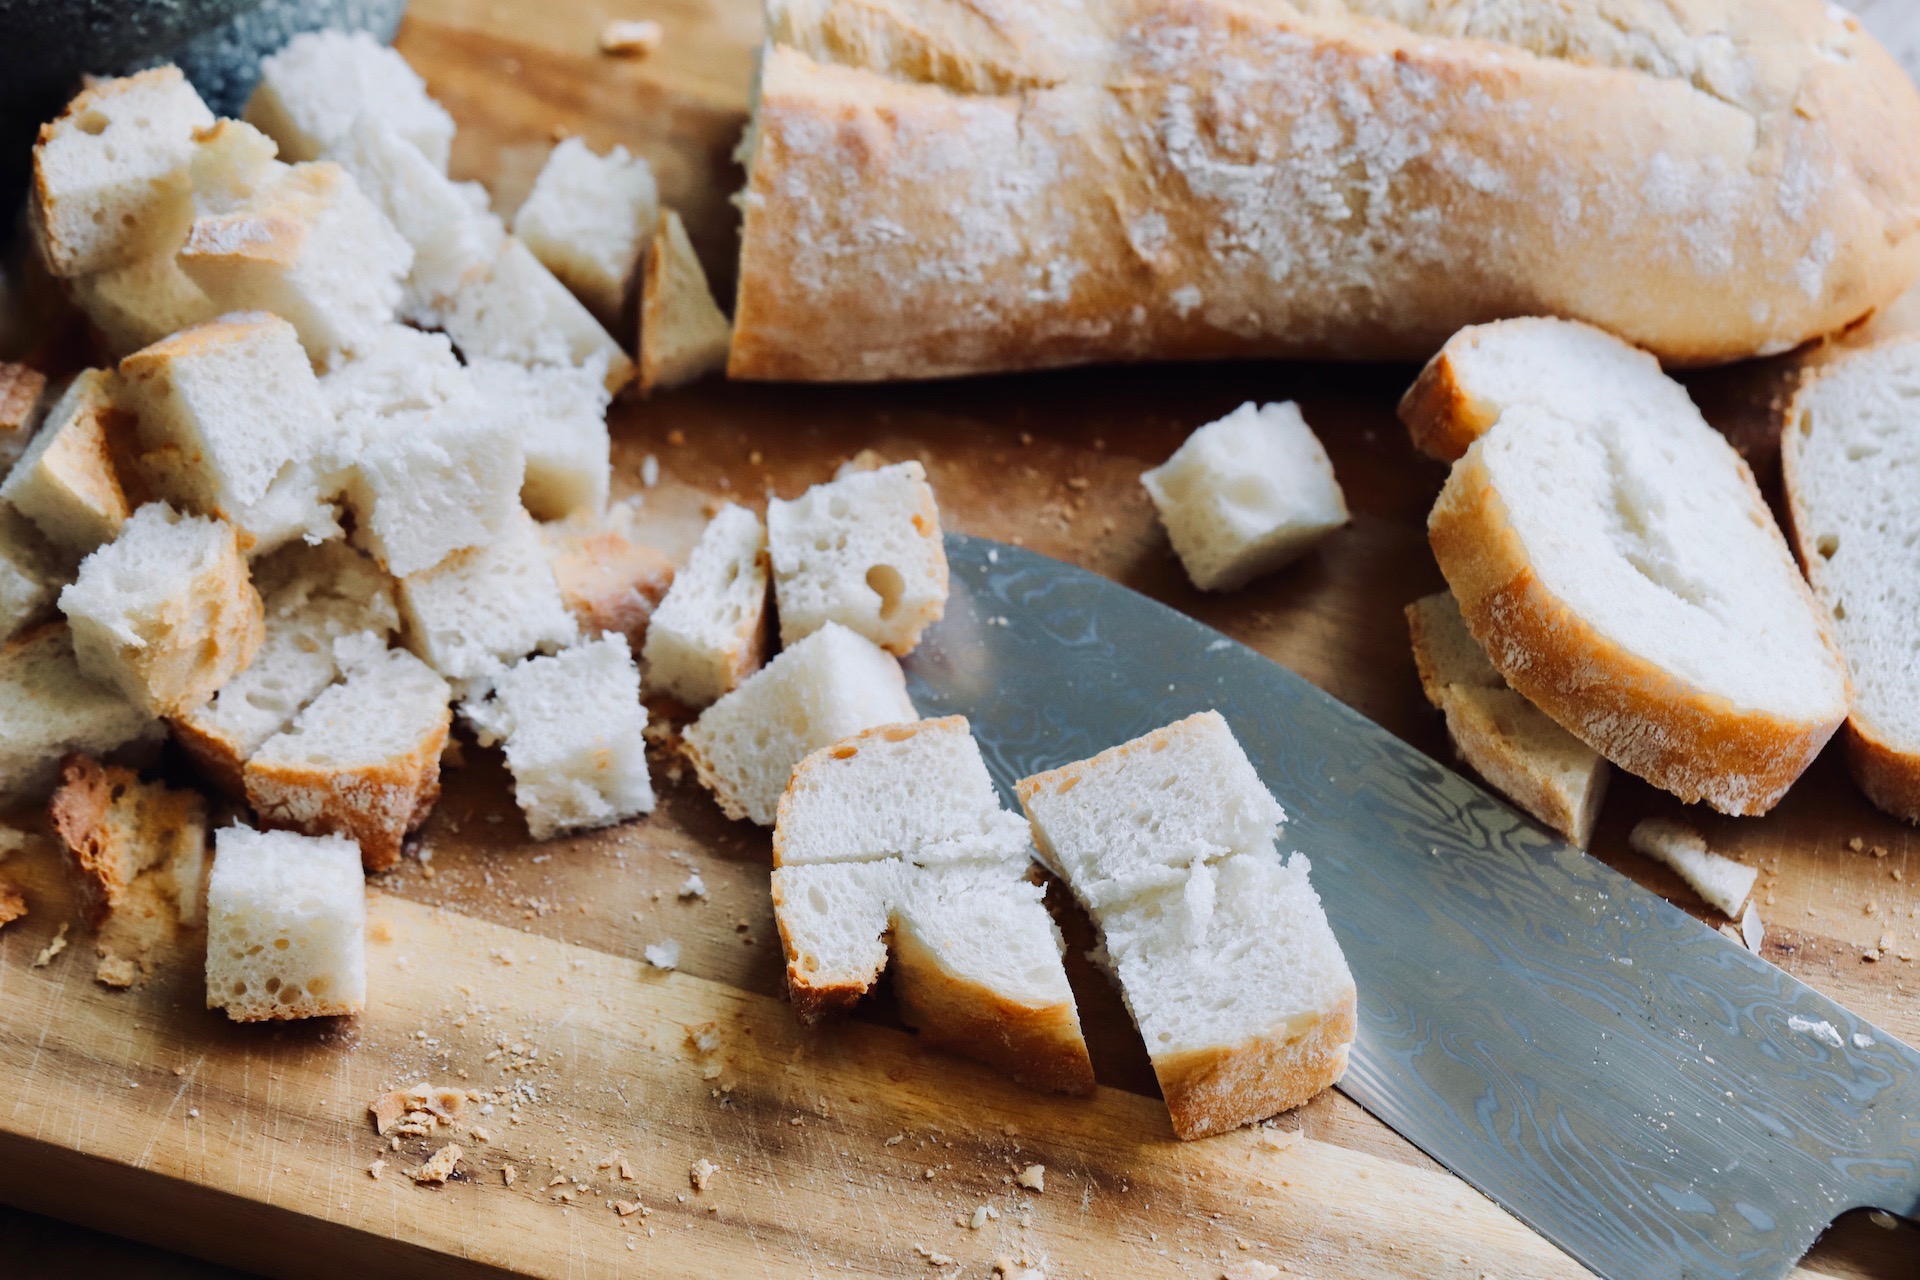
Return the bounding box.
[49,753,207,926]
[768,860,901,1022]
[344,393,525,577]
[467,635,654,839]
[30,68,214,276]
[245,30,455,171]
[767,461,947,655]
[0,623,163,804]
[173,541,398,794]
[684,621,917,826]
[513,137,658,328]
[397,508,578,683]
[0,363,47,473]
[0,508,58,643]
[463,358,611,520]
[59,504,263,718]
[638,209,731,394]
[1142,401,1349,592]
[641,502,767,706]
[70,251,218,358]
[540,516,674,655]
[180,162,412,365]
[205,824,367,1022]
[440,237,634,393]
[319,325,464,421]
[1627,819,1757,919]
[0,370,135,555]
[246,643,451,871]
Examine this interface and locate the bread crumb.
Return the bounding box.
[371,1083,466,1136]
[666,429,686,446]
[613,1198,645,1216]
[599,18,663,56]
[645,939,680,969]
[686,1021,721,1053]
[503,1165,517,1187]
[1016,1163,1045,1191]
[619,1158,636,1181]
[884,1133,905,1147]
[969,1204,995,1229]
[992,1260,1045,1280]
[368,1159,386,1180]
[642,455,659,487]
[32,922,69,967]
[1848,836,1864,852]
[0,878,25,928]
[369,920,394,943]
[678,873,707,900]
[1258,1127,1301,1152]
[914,1245,955,1266]
[690,1158,718,1191]
[1223,1263,1282,1280]
[95,951,139,988]
[412,1143,463,1184]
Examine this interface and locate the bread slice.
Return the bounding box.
[1406,591,1608,847]
[641,502,768,707]
[205,824,367,1022]
[397,507,579,685]
[30,68,214,277]
[638,209,731,394]
[0,369,136,555]
[246,641,452,871]
[1141,402,1348,591]
[684,621,917,825]
[1782,337,1920,820]
[439,237,634,394]
[768,859,901,1021]
[1627,818,1757,919]
[0,508,60,644]
[1399,317,1703,463]
[540,516,675,655]
[513,137,658,330]
[58,504,263,718]
[766,460,947,655]
[245,29,455,170]
[171,540,398,794]
[0,363,47,473]
[1016,712,1355,1138]
[49,753,208,927]
[464,635,655,840]
[462,358,612,521]
[0,623,162,804]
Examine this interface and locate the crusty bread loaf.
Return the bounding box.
[0,623,162,804]
[0,370,136,556]
[514,137,658,331]
[1407,591,1608,847]
[244,29,455,171]
[1424,322,1849,815]
[642,502,768,707]
[205,824,366,1022]
[639,210,731,394]
[1782,336,1920,820]
[732,0,1920,381]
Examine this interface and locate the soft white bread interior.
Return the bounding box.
[318,324,465,421]
[71,247,217,359]
[540,515,675,657]
[1627,818,1757,919]
[1407,591,1608,847]
[642,502,768,707]
[684,621,917,826]
[1141,401,1347,592]
[0,369,135,556]
[397,507,579,684]
[638,209,731,394]
[513,137,658,329]
[1782,337,1920,821]
[0,623,162,804]
[1425,319,1848,816]
[766,460,947,655]
[438,237,634,393]
[465,634,654,840]
[0,508,60,644]
[462,357,612,521]
[768,859,900,1022]
[244,29,455,171]
[205,824,367,1022]
[58,503,263,718]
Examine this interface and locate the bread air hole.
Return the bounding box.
[866,564,905,620]
[76,110,110,136]
[1817,533,1839,559]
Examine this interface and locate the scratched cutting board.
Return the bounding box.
[2,2,1918,1276]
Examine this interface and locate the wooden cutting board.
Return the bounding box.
[3,1,1918,1276]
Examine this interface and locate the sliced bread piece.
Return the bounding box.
[462,357,612,521]
[0,508,60,643]
[244,29,455,171]
[641,502,767,707]
[1627,818,1757,919]
[1407,591,1609,847]
[344,391,525,577]
[465,635,654,840]
[637,209,731,394]
[59,504,263,718]
[0,623,162,804]
[1141,402,1349,592]
[1782,337,1920,820]
[1425,323,1848,816]
[684,621,916,826]
[0,363,48,472]
[513,137,658,329]
[205,824,366,1022]
[71,236,218,359]
[439,237,634,394]
[539,516,674,655]
[766,460,947,655]
[245,641,452,871]
[397,507,578,684]
[768,859,901,1022]
[0,369,136,556]
[50,754,208,927]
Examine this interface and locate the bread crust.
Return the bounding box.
[1397,349,1494,464]
[50,753,206,927]
[0,363,46,443]
[768,867,888,1023]
[772,716,954,866]
[733,0,1920,381]
[1429,448,1844,815]
[168,716,251,799]
[1156,989,1356,1141]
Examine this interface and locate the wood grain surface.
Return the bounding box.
[3,0,1919,1276]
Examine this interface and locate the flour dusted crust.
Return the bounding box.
[732,0,1920,381]
[1156,989,1355,1141]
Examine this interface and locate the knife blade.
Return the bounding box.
[904,533,1920,1280]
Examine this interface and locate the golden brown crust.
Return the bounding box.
[772,715,960,866]
[1844,731,1920,823]
[0,877,25,928]
[167,716,251,799]
[639,210,733,395]
[49,753,207,927]
[0,363,47,442]
[1397,350,1493,464]
[544,526,675,653]
[1156,989,1356,1141]
[768,868,888,1024]
[124,519,265,719]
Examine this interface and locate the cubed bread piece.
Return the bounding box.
[0,363,48,472]
[70,250,218,358]
[641,502,767,706]
[318,325,465,422]
[172,541,398,794]
[1141,402,1349,592]
[440,237,633,393]
[344,392,525,577]
[180,162,412,365]
[49,753,208,926]
[768,859,901,1022]
[513,137,659,328]
[891,860,1094,1096]
[245,30,455,171]
[0,623,162,804]
[466,635,654,840]
[1407,591,1608,847]
[1627,818,1758,919]
[767,461,947,655]
[30,68,214,276]
[1,369,137,555]
[1014,710,1284,912]
[638,209,731,394]
[205,824,366,1021]
[0,508,60,643]
[246,643,451,870]
[397,508,578,683]
[685,622,917,826]
[59,504,263,718]
[463,358,611,519]
[540,517,674,654]
[774,717,1029,868]
[186,118,286,217]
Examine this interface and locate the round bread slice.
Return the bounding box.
[1429,401,1847,816]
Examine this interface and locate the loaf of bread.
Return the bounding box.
[731,0,1920,381]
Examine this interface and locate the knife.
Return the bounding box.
[904,533,1920,1280]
